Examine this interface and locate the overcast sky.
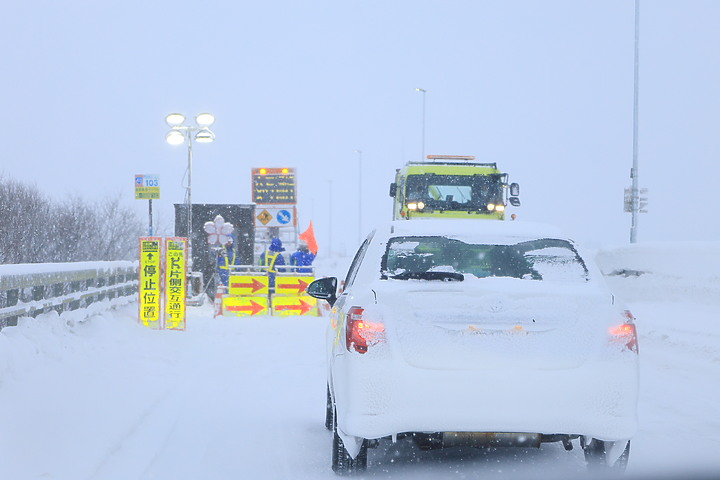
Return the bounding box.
[1,0,718,255]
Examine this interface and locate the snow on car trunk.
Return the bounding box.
[369,277,611,371]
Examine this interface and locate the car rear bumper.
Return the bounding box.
[333,353,638,442]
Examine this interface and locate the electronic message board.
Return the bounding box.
[252,168,296,204]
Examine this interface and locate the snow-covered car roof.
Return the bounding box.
[379,219,571,244]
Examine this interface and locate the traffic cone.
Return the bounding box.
[214,285,227,317]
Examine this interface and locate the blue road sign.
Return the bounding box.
[277,210,291,224]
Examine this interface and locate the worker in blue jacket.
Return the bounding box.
[260,237,286,291]
[216,236,238,287]
[290,242,316,274]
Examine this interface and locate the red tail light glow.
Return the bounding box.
[346,307,385,354]
[609,310,639,353]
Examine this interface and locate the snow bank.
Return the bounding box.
[595,241,720,304]
[0,260,136,276]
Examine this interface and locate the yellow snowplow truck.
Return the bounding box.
[389,155,520,220]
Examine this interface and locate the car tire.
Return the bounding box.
[325,384,334,431]
[582,437,630,473]
[331,412,368,475]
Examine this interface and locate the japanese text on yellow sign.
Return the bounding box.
[164,237,187,330]
[139,237,162,329]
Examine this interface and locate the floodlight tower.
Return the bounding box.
[165,113,216,272]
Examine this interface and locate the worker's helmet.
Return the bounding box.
[269,238,285,252]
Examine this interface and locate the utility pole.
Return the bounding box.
[625,1,648,242]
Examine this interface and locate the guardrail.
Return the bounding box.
[0,261,138,330]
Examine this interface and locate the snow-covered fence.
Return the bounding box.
[0,261,138,330]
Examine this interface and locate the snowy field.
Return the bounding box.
[0,243,718,480]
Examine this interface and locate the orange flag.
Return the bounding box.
[298,221,319,255]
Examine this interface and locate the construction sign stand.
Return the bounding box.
[218,265,318,317]
[272,270,318,317]
[139,237,162,328]
[220,265,269,317]
[138,236,188,330]
[164,237,188,330]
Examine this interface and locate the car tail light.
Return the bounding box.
[609,310,639,353]
[346,306,385,354]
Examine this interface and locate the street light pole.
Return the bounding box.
[416,88,427,160]
[354,149,363,245]
[165,113,215,278]
[186,133,193,265]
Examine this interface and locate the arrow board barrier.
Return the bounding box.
[272,269,319,316]
[219,266,320,317]
[222,296,269,316]
[271,295,318,317]
[228,275,269,296]
[274,276,313,296]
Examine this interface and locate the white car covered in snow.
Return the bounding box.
[307,219,639,475]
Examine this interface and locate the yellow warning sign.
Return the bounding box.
[139,237,162,329]
[228,275,269,296]
[223,296,269,316]
[272,295,318,316]
[257,209,272,225]
[164,237,187,330]
[275,276,314,296]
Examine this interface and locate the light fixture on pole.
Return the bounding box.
[354,149,363,245]
[415,88,427,160]
[165,113,216,276]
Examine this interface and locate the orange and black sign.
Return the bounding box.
[256,209,272,225]
[252,167,296,204]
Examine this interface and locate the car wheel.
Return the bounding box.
[325,384,334,431]
[332,413,368,475]
[582,437,630,472]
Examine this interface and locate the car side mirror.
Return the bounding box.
[389,183,397,197]
[509,183,520,197]
[509,197,521,207]
[306,277,338,306]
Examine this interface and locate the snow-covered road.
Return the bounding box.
[1,244,719,479]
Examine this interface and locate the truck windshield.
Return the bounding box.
[405,174,504,211]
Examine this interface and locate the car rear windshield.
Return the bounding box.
[381,236,589,282]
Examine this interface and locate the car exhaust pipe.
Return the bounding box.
[442,432,542,448]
